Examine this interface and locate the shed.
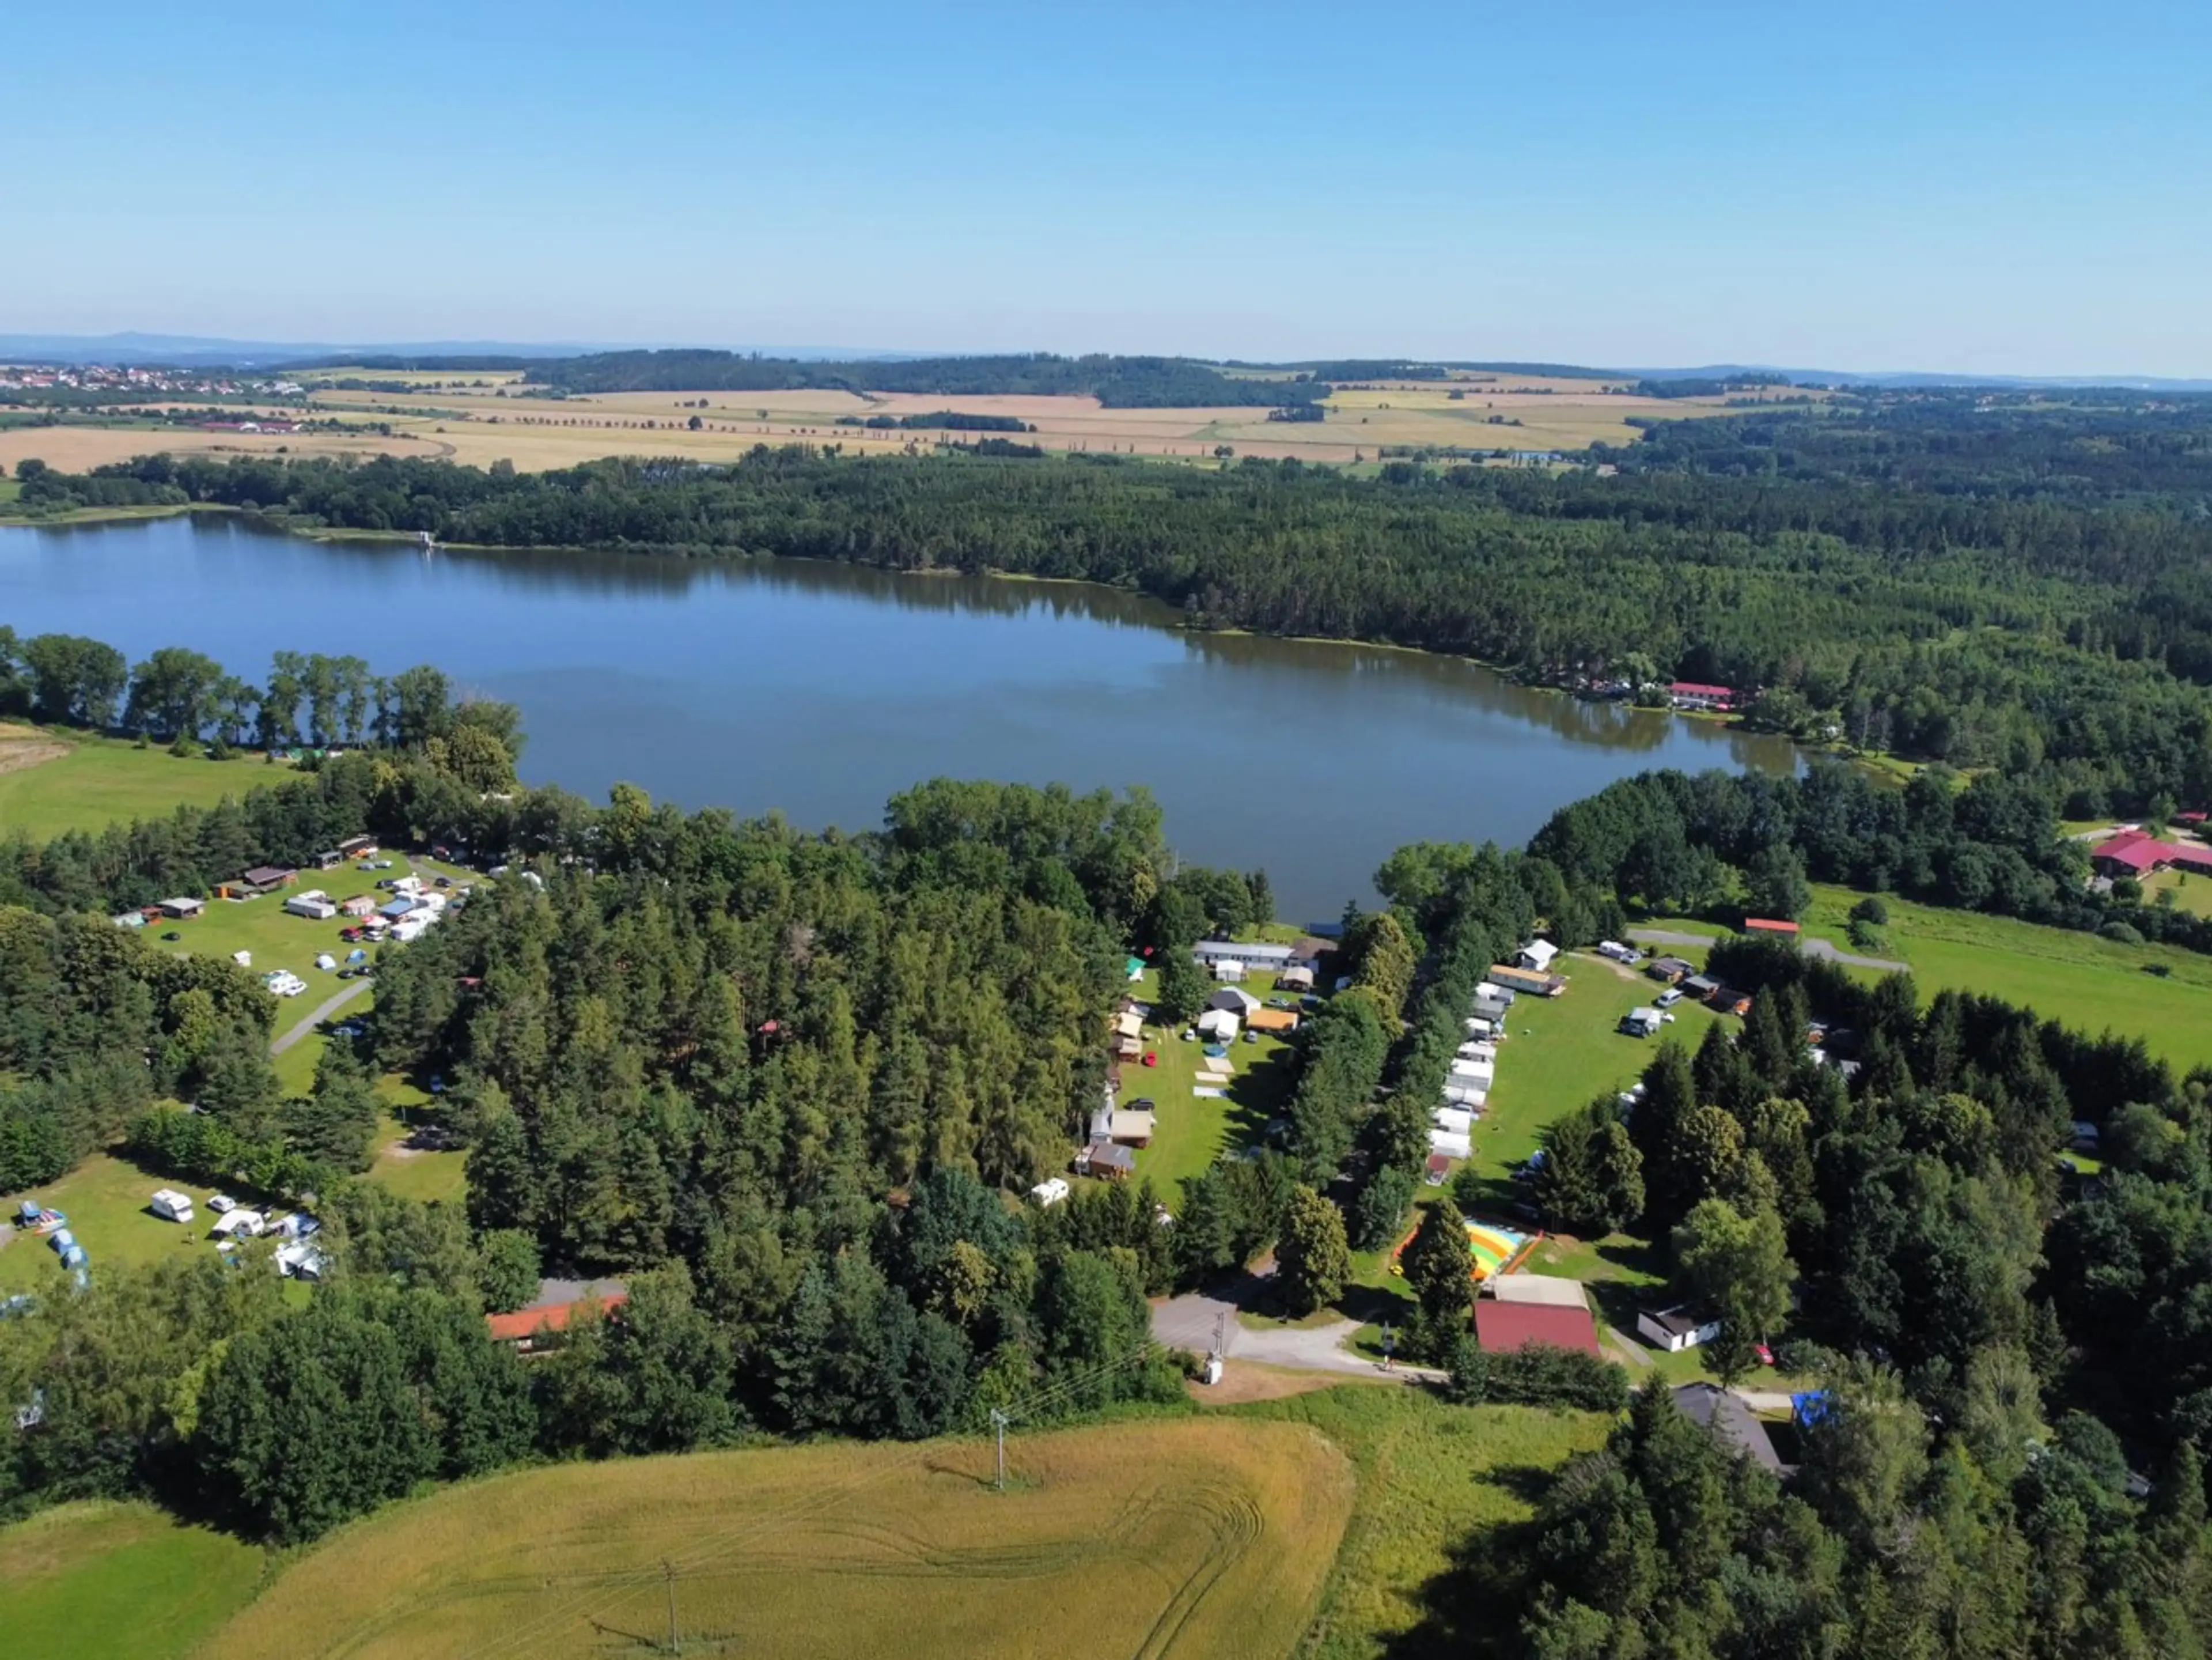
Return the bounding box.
[1113,1010,1145,1041]
[1490,1275,1592,1309]
[1211,959,1247,982]
[1637,1304,1723,1352]
[1425,1152,1454,1185]
[1196,1009,1241,1041]
[1277,965,1316,993]
[1488,965,1563,997]
[1646,956,1692,983]
[1209,987,1260,1016]
[1475,1300,1602,1357]
[1245,1007,1300,1034]
[240,865,298,891]
[1078,1141,1136,1180]
[1517,939,1561,973]
[158,897,206,920]
[1108,1109,1157,1146]
[1680,974,1720,999]
[338,835,379,857]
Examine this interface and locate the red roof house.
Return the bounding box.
[2092,830,2212,879]
[1475,1300,1602,1358]
[486,1288,628,1349]
[1744,918,1801,937]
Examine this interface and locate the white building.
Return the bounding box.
[1193,940,1296,970]
[1517,940,1561,973]
[1637,1304,1724,1352]
[1196,1008,1241,1041]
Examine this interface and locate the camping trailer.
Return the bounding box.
[150,1189,195,1224]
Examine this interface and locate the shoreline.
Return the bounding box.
[0,501,1887,778]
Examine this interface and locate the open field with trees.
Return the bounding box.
[198,1417,1354,1660]
[0,727,276,838]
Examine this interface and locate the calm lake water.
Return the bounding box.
[0,515,1797,918]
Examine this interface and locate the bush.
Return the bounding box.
[1849,895,1889,926]
[1443,1334,1628,1412]
[1847,917,1888,952]
[2099,921,2145,945]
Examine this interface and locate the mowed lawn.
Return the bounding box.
[0,1149,222,1293]
[0,1500,264,1660]
[198,1419,1355,1660]
[0,731,275,840]
[1794,884,2212,1072]
[1121,964,1303,1195]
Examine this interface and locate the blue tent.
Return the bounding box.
[347,948,369,963]
[60,1244,87,1269]
[1791,1390,1832,1427]
[48,1228,75,1254]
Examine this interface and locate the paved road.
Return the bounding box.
[270,979,372,1055]
[1627,926,1905,974]
[1154,1277,1442,1379]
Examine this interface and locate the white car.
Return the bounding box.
[1656,988,1684,1008]
[207,1193,237,1213]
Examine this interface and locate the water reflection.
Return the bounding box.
[0,515,1799,914]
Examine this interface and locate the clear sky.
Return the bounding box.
[7,0,2209,375]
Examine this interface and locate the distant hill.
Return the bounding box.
[0,333,898,369]
[524,350,1327,408]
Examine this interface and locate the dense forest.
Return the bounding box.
[16,401,2212,809]
[515,350,1329,409]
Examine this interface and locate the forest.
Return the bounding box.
[514,350,1330,409]
[14,397,2212,810]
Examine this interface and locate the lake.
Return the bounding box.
[0,515,1798,918]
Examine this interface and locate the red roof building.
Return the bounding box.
[486,1288,628,1348]
[2092,830,2212,879]
[1668,682,1737,710]
[1474,1300,1602,1358]
[1744,918,1801,936]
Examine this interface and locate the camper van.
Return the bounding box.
[149,1189,195,1224]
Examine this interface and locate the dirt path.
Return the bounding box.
[1154,1279,1445,1381]
[269,979,372,1055]
[1627,926,1906,974]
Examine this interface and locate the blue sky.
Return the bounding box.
[6,1,2208,374]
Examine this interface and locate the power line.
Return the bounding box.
[459,1341,1157,1660]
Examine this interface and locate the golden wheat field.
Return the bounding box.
[194,1419,1354,1660]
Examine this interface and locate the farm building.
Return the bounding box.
[285,890,339,921]
[1637,1304,1724,1352]
[1246,1007,1300,1034]
[1646,956,1692,984]
[2091,828,2212,879]
[1673,1383,1786,1474]
[1489,1274,1591,1309]
[1475,1300,1602,1358]
[1193,940,1296,971]
[1517,940,1561,973]
[1209,987,1260,1016]
[158,897,206,920]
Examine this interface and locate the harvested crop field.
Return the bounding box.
[201,1418,1354,1660]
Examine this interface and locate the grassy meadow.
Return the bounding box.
[0,728,274,839]
[196,1417,1355,1660]
[1120,963,1303,1194]
[0,1149,224,1293]
[0,1501,265,1660]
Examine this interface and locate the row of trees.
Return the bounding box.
[0,625,521,771]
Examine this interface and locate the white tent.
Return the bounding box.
[1434,1107,1476,1136]
[1211,959,1246,982]
[1457,1041,1497,1062]
[315,953,338,971]
[1196,1009,1241,1041]
[1442,1084,1487,1108]
[1463,1016,1498,1038]
[1449,1058,1496,1085]
[1428,1129,1472,1159]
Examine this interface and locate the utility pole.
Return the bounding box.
[990,1409,1009,1492]
[662,1558,681,1657]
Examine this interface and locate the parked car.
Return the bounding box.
[434,876,452,888]
[1656,988,1683,1008]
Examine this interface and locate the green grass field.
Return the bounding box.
[0,1500,265,1660]
[0,1149,228,1293]
[1252,1386,1609,1657]
[194,1417,1355,1660]
[1796,884,2212,1072]
[0,732,274,840]
[1121,965,1302,1194]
